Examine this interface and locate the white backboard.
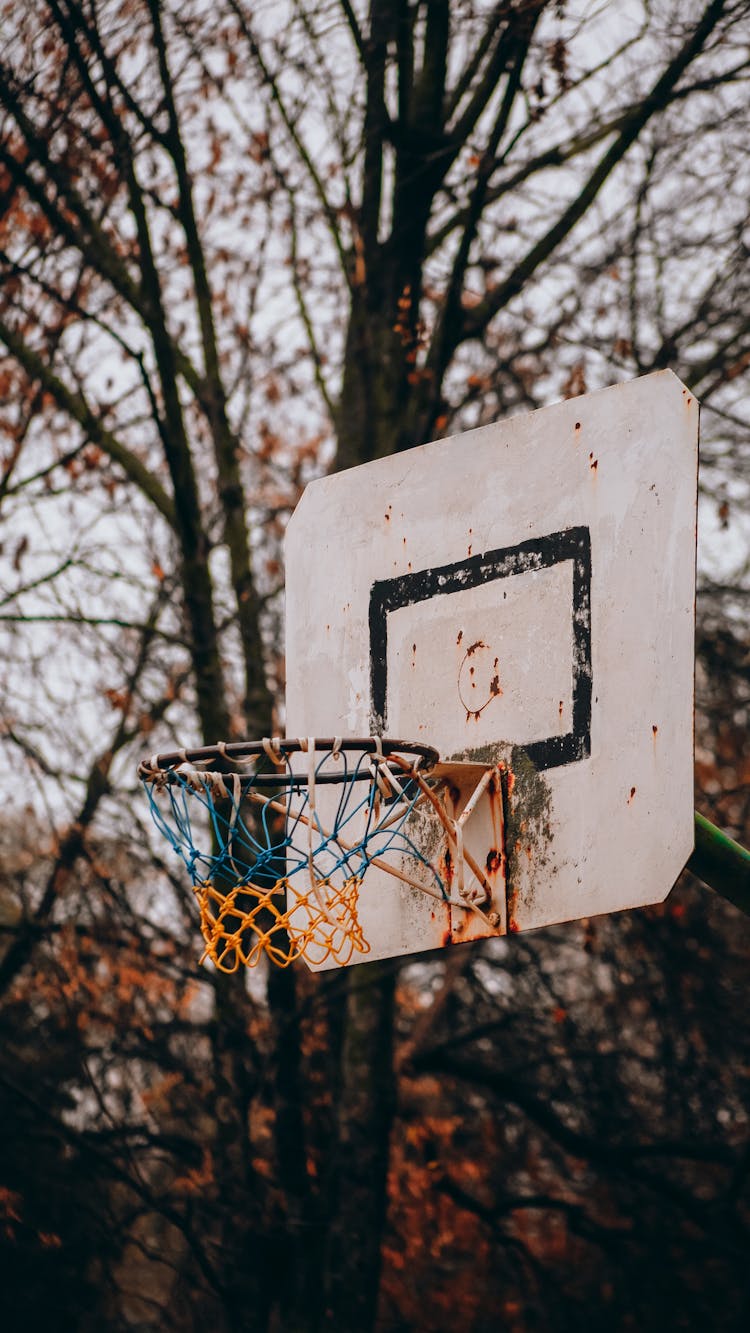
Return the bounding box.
[285,371,697,965]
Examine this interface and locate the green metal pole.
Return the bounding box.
[687,812,750,916]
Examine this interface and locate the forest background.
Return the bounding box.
[0,2,749,1330]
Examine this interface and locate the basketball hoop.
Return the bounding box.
[138,737,503,971]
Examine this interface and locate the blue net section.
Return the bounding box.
[139,739,446,970]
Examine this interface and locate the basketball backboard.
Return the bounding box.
[285,371,698,967]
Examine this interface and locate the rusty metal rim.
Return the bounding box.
[138,737,440,788]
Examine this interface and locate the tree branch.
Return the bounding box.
[0,315,176,525]
[462,0,731,341]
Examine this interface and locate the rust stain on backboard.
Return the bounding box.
[457,641,504,723]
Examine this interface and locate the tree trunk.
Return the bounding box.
[321,963,396,1332]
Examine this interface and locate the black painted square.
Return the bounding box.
[368,526,592,772]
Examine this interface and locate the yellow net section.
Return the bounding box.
[194,876,371,971]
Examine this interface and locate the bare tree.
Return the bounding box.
[0,2,748,1329]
